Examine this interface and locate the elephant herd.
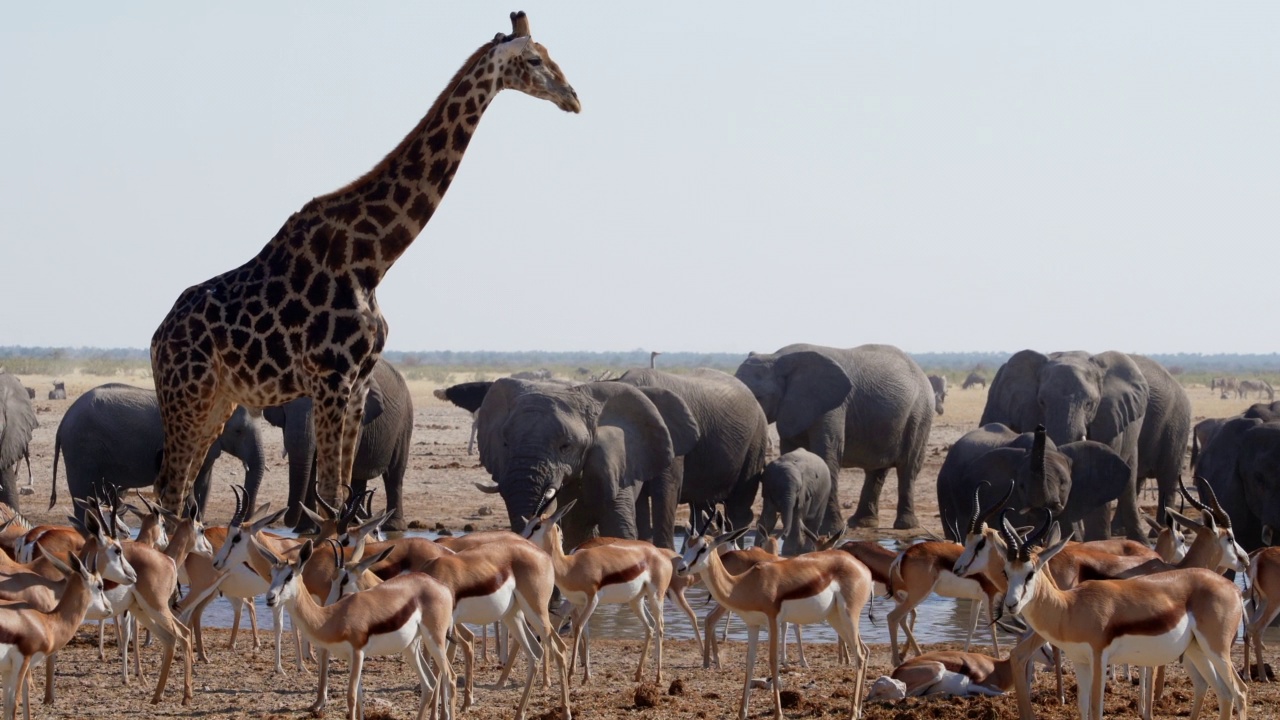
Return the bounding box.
[6,350,1280,555]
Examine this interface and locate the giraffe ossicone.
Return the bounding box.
[149,12,579,518]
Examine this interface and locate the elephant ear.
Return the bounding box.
[584,385,674,492]
[1087,352,1149,443]
[262,405,288,429]
[773,351,853,439]
[476,378,541,478]
[634,387,700,457]
[361,377,385,426]
[0,375,38,472]
[981,350,1047,431]
[1057,440,1132,527]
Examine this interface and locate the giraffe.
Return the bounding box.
[150,12,579,516]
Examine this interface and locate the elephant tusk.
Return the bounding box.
[280,447,288,460]
[473,482,501,494]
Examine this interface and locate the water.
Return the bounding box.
[188,532,1280,649]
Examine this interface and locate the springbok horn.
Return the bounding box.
[1178,475,1210,514]
[315,492,339,520]
[999,509,1022,561]
[968,482,988,536]
[1195,477,1232,529]
[510,10,531,38]
[229,484,246,526]
[1022,507,1055,555]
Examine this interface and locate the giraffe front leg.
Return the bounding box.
[309,377,370,509]
[154,384,235,515]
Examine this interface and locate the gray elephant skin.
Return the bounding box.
[613,368,769,547]
[262,359,411,532]
[758,448,830,555]
[1194,414,1280,551]
[53,383,265,517]
[0,372,38,510]
[980,350,1190,540]
[735,343,933,532]
[937,423,1130,542]
[478,378,697,549]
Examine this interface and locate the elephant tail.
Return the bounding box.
[48,433,61,511]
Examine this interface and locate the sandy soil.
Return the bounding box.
[8,371,1272,719]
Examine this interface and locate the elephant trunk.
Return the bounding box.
[498,454,569,533]
[239,439,267,514]
[1043,407,1089,446]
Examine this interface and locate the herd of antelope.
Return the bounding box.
[0,470,1273,720]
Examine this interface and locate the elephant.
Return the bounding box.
[1194,416,1280,551]
[52,383,265,518]
[980,350,1191,540]
[476,377,699,550]
[927,375,947,415]
[0,371,38,510]
[262,359,411,532]
[936,423,1131,542]
[735,343,933,532]
[613,368,769,548]
[757,448,831,556]
[1191,402,1280,469]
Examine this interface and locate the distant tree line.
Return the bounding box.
[3,346,1280,379]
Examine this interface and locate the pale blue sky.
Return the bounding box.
[2,3,1276,354]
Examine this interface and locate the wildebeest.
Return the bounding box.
[48,381,66,400]
[961,371,986,390]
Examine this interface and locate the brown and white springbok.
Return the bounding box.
[522,499,672,686]
[997,510,1247,720]
[1244,547,1280,683]
[676,524,872,720]
[886,539,1004,665]
[0,548,110,720]
[259,540,456,720]
[329,536,572,720]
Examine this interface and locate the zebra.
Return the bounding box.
[1238,378,1275,400]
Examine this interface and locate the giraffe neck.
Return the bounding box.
[262,39,509,287]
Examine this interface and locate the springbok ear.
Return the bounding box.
[299,504,326,528]
[1165,508,1204,532]
[1033,527,1070,569]
[296,540,314,568]
[254,542,282,567]
[250,508,287,535]
[356,546,394,575]
[38,545,73,577]
[715,526,752,548]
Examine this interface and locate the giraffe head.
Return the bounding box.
[491,11,580,113]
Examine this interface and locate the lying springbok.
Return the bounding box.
[676,523,872,720]
[0,549,111,720]
[866,645,1055,701]
[259,540,456,720]
[522,499,672,686]
[998,510,1248,720]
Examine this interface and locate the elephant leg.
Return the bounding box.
[722,470,759,545]
[1082,504,1112,541]
[893,466,920,530]
[1115,476,1145,542]
[382,451,408,532]
[849,468,890,529]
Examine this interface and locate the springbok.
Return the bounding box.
[998,510,1247,720]
[676,522,872,720]
[866,645,1055,701]
[259,540,456,720]
[521,499,672,687]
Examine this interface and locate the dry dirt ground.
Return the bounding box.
[8,371,1276,719]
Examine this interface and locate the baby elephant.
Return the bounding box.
[757,448,831,556]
